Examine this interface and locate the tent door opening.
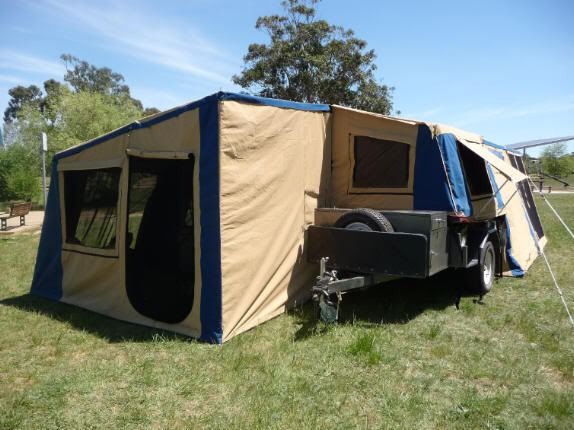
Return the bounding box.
[125,155,195,324]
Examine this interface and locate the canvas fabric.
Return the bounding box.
[331,105,419,210]
[31,92,545,344]
[44,108,205,339]
[218,101,331,342]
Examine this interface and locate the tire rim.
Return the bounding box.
[483,247,494,287]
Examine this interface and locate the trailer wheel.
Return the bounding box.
[467,241,495,295]
[334,209,394,233]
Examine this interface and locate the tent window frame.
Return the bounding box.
[59,166,122,258]
[455,140,494,199]
[348,133,415,194]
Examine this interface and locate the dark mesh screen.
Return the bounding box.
[125,156,195,324]
[353,136,409,188]
[64,168,121,249]
[457,142,493,196]
[509,154,544,239]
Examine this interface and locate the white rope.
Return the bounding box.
[541,250,574,328]
[525,175,574,327]
[528,176,574,240]
[540,194,574,240]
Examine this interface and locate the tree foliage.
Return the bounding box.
[2,56,159,201]
[61,54,127,94]
[0,143,40,201]
[541,143,571,178]
[3,85,43,123]
[233,0,394,114]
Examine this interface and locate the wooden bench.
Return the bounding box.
[0,202,32,231]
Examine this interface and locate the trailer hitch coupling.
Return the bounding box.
[311,257,341,322]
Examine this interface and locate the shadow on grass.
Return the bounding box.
[292,269,485,341]
[0,293,191,343]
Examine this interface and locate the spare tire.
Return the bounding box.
[334,208,394,232]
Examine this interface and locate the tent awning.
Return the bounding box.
[457,138,527,182]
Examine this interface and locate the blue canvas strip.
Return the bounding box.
[436,134,472,216]
[30,161,63,300]
[198,99,223,344]
[413,124,455,211]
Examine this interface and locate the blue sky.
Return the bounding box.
[1,0,573,156]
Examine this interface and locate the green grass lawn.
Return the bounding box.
[1,195,573,429]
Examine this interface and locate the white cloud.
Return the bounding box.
[453,97,574,127]
[42,0,238,86]
[0,74,28,85]
[0,51,65,77]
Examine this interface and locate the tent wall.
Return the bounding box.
[31,96,223,342]
[331,106,419,210]
[483,146,544,274]
[218,100,331,342]
[31,92,545,343]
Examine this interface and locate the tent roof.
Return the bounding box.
[55,92,521,169]
[55,92,330,160]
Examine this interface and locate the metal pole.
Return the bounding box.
[41,133,47,208]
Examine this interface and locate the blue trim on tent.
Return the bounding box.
[413,124,456,211]
[30,161,63,300]
[483,140,507,151]
[219,92,330,111]
[198,99,223,344]
[504,217,524,277]
[55,92,330,161]
[487,148,505,160]
[486,164,504,209]
[436,133,473,216]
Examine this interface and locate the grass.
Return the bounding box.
[1,195,573,428]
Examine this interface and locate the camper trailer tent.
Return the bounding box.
[31,92,545,343]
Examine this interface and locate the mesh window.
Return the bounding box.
[456,142,493,196]
[125,156,195,324]
[64,168,121,249]
[509,154,545,239]
[127,172,158,250]
[353,136,409,188]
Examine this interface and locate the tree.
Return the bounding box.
[3,55,158,127]
[61,54,146,111]
[232,0,394,114]
[11,90,144,156]
[3,85,43,123]
[1,55,160,202]
[61,54,128,96]
[541,143,570,178]
[0,142,40,201]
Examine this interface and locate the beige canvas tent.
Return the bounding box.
[32,92,544,343]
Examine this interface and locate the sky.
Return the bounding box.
[1,0,573,156]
